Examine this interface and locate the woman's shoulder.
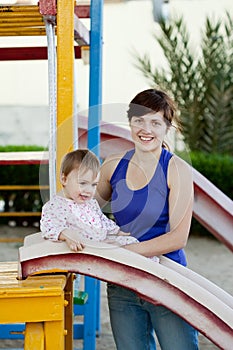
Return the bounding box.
[170,153,192,170]
[168,153,193,185]
[101,151,130,175]
[103,151,127,163]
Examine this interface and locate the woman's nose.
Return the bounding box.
[141,121,152,132]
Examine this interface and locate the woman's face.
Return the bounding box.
[130,112,168,152]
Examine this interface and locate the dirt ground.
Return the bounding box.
[0,224,232,349]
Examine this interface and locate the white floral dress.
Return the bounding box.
[40,195,139,246]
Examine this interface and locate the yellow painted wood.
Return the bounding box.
[56,0,75,191]
[0,13,41,19]
[64,273,74,350]
[44,321,65,350]
[0,20,44,28]
[0,5,46,37]
[0,212,41,217]
[0,296,64,323]
[0,185,49,190]
[0,266,66,323]
[25,322,44,350]
[0,262,69,349]
[0,5,39,14]
[0,237,24,243]
[0,27,46,36]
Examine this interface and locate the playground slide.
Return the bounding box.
[19,232,233,350]
[192,168,233,251]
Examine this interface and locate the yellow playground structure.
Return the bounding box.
[0,1,103,349]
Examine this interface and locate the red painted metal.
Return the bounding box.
[38,1,90,18]
[193,168,233,252]
[0,46,82,61]
[19,236,233,350]
[0,47,48,61]
[39,0,56,16]
[0,151,48,165]
[74,5,90,19]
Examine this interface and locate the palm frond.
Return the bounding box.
[133,11,233,155]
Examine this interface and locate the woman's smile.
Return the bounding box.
[138,135,154,142]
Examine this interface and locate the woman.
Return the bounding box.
[96,89,199,350]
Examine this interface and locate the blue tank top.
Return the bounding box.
[110,148,187,266]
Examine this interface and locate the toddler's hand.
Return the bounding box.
[59,229,85,252]
[118,231,130,236]
[66,236,85,252]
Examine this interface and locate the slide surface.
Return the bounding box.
[19,233,233,350]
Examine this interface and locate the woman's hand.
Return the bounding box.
[59,229,85,252]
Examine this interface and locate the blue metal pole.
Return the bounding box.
[87,0,103,346]
[87,0,103,157]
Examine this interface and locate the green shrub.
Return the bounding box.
[190,152,233,200]
[0,145,49,186]
[188,151,233,236]
[0,145,46,152]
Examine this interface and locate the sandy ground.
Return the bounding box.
[0,225,232,349]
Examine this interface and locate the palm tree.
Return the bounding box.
[135,12,233,154]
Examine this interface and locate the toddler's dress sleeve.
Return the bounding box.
[90,199,120,236]
[40,196,69,241]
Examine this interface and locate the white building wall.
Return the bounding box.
[0,0,232,145]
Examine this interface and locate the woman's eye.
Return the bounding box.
[134,119,143,124]
[152,121,161,127]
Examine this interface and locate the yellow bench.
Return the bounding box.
[0,262,74,350]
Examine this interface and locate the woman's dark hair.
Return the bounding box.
[127,89,181,130]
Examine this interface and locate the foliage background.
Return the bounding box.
[135,12,233,155]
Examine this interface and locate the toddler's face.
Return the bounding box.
[62,168,99,204]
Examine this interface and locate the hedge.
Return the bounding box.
[188,151,233,236]
[190,152,233,200]
[0,145,49,186]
